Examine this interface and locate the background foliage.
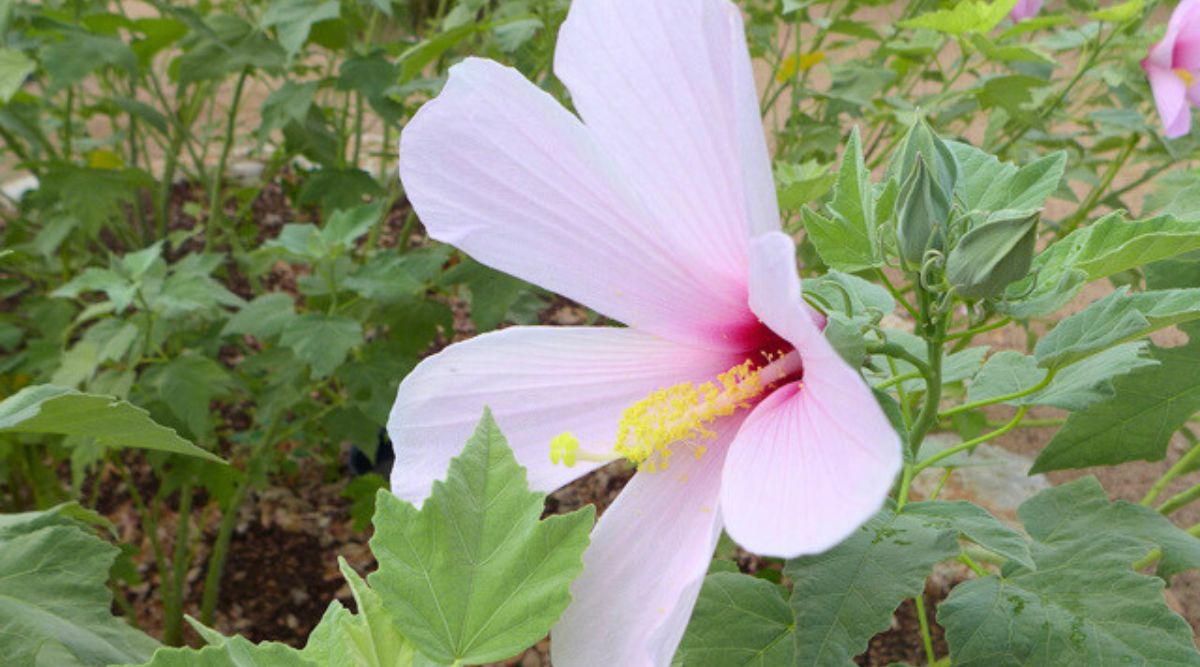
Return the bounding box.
[2,0,1200,665]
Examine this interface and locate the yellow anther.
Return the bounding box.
[1177,68,1196,87]
[550,432,580,467]
[614,358,769,472]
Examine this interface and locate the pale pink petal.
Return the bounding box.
[1149,0,1200,68]
[1009,0,1043,22]
[1145,64,1192,137]
[721,232,901,557]
[551,421,741,667]
[388,326,741,505]
[399,58,758,350]
[555,0,780,286]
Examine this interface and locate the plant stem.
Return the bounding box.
[915,592,937,666]
[1142,428,1200,506]
[119,462,180,645]
[1058,134,1138,235]
[204,68,249,253]
[874,269,920,320]
[199,419,282,625]
[915,406,1030,475]
[1157,479,1200,516]
[939,369,1056,419]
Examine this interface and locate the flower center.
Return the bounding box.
[549,350,803,473]
[1176,68,1196,87]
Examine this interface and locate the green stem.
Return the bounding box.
[168,481,194,639]
[959,551,989,577]
[945,316,1011,342]
[939,368,1056,419]
[119,462,179,645]
[1157,478,1200,516]
[1142,428,1200,506]
[876,371,922,390]
[915,593,937,666]
[204,68,249,253]
[915,406,1029,475]
[1058,135,1138,235]
[874,269,920,320]
[199,420,282,626]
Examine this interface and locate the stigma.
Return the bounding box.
[1176,68,1196,86]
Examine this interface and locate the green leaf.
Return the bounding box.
[899,0,1019,35]
[368,411,594,664]
[967,345,1156,411]
[262,0,341,57]
[398,25,478,82]
[1032,325,1200,473]
[0,384,221,462]
[0,48,33,103]
[784,510,959,666]
[776,161,836,212]
[948,143,1065,214]
[1034,287,1200,368]
[675,572,795,667]
[279,314,363,379]
[300,559,418,667]
[41,32,137,90]
[1,511,159,666]
[805,127,880,272]
[323,202,385,250]
[124,632,309,667]
[1089,0,1144,22]
[903,501,1033,569]
[222,293,297,339]
[174,14,286,86]
[939,478,1200,666]
[143,352,235,441]
[441,259,530,332]
[1005,213,1200,318]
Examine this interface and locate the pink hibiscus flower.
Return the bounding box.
[1010,0,1045,21]
[1144,0,1200,137]
[391,0,902,663]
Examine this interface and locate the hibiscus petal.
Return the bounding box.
[399,57,754,350]
[1146,64,1192,138]
[551,421,740,667]
[388,326,739,505]
[721,232,901,557]
[555,0,780,283]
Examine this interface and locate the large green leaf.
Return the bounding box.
[939,478,1200,666]
[368,411,594,664]
[899,0,1019,35]
[675,572,795,667]
[262,0,340,57]
[1034,287,1200,368]
[784,510,959,666]
[0,384,221,462]
[803,127,881,272]
[966,344,1156,411]
[301,559,418,667]
[1032,325,1200,473]
[278,314,364,379]
[1,509,159,667]
[222,293,298,339]
[0,48,33,102]
[904,501,1034,569]
[1005,214,1200,318]
[948,142,1066,214]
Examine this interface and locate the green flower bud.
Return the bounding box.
[891,118,958,200]
[945,211,1039,300]
[895,155,951,265]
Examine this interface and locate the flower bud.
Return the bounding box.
[945,211,1039,300]
[892,118,958,200]
[895,155,951,264]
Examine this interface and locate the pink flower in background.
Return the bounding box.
[392,0,901,664]
[1144,0,1200,137]
[1010,0,1044,21]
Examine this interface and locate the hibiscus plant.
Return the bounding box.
[3,0,1200,665]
